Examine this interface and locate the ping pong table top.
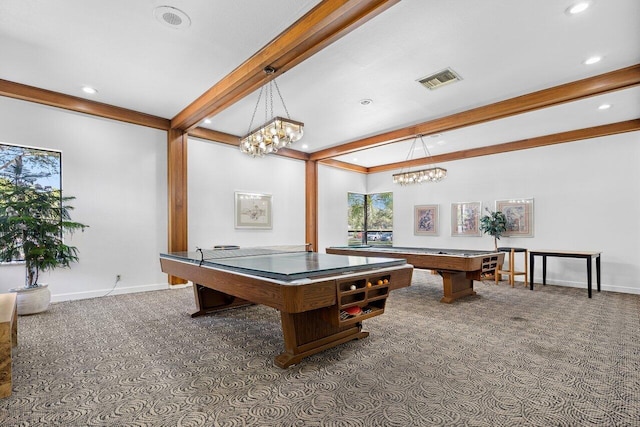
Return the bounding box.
[159,247,407,282]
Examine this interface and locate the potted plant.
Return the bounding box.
[0,154,87,314]
[479,208,507,251]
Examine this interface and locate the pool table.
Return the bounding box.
[160,247,413,368]
[326,246,504,303]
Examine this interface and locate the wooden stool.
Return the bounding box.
[495,247,528,287]
[0,293,18,398]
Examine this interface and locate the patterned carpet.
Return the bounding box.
[1,270,639,426]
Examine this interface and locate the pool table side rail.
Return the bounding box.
[326,247,503,275]
[160,251,407,282]
[160,257,413,313]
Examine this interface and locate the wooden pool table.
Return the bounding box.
[160,248,413,368]
[326,246,504,303]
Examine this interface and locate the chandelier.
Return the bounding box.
[392,134,447,185]
[240,67,304,157]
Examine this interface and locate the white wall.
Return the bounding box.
[366,132,640,294]
[1,96,638,299]
[0,97,168,301]
[187,138,306,249]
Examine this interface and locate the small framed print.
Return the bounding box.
[496,198,534,237]
[234,192,272,229]
[451,201,482,237]
[414,205,439,235]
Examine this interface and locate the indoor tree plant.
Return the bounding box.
[479,208,507,251]
[0,153,87,314]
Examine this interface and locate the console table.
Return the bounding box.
[529,250,601,298]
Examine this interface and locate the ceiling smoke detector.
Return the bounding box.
[417,68,462,90]
[154,6,191,29]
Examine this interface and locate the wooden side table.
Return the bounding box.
[0,293,18,398]
[495,247,528,287]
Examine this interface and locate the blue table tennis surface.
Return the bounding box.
[160,248,407,281]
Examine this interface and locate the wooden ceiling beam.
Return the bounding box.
[170,0,400,132]
[311,64,640,160]
[0,78,171,130]
[317,158,369,173]
[369,119,640,174]
[187,127,239,146]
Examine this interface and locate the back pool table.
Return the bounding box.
[326,246,504,303]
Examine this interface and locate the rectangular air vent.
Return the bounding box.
[417,67,462,90]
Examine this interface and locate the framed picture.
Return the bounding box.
[235,192,272,229]
[451,201,482,236]
[414,205,439,235]
[496,198,534,237]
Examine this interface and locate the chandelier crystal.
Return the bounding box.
[240,67,304,157]
[392,135,447,185]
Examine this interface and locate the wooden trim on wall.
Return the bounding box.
[305,160,318,252]
[167,129,188,285]
[369,119,640,173]
[170,0,400,131]
[311,64,640,160]
[0,78,171,130]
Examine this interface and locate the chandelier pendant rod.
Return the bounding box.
[245,85,264,136]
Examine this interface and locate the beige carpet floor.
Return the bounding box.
[1,270,638,426]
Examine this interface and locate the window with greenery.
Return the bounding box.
[347,192,393,246]
[0,144,61,191]
[0,143,62,262]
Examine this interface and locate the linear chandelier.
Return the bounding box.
[392,134,447,185]
[240,67,304,157]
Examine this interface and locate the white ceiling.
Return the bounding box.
[1,0,639,168]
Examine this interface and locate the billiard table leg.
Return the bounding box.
[276,310,368,368]
[191,283,253,317]
[439,271,476,303]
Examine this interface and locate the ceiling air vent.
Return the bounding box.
[417,68,462,90]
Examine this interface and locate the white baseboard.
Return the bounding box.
[48,279,640,303]
[50,282,191,302]
[538,279,640,295]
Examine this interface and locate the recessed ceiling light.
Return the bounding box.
[154,6,191,29]
[359,99,373,106]
[566,2,590,15]
[353,157,358,162]
[584,56,602,65]
[81,86,98,95]
[598,104,611,110]
[203,118,212,124]
[301,144,309,149]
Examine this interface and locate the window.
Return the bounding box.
[0,143,62,262]
[347,192,393,246]
[0,143,61,191]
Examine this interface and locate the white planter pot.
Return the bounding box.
[10,284,51,315]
